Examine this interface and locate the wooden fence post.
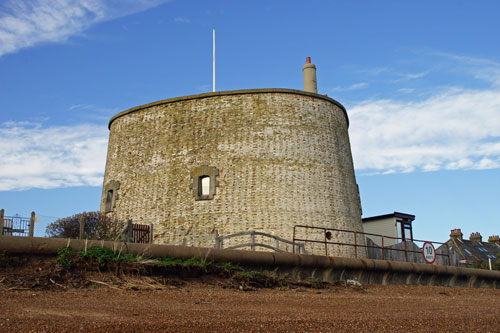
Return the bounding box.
[250,231,255,251]
[149,224,154,244]
[0,209,4,236]
[214,230,220,248]
[29,212,35,238]
[127,220,133,242]
[79,215,85,239]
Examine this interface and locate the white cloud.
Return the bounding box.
[349,88,500,173]
[397,88,414,94]
[174,17,190,23]
[395,71,429,81]
[0,0,169,57]
[433,52,500,87]
[0,121,108,191]
[332,82,368,92]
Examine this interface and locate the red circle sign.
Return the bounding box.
[422,241,436,264]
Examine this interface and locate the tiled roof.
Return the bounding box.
[445,238,500,264]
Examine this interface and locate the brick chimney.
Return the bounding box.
[469,232,482,242]
[488,235,500,246]
[450,228,463,240]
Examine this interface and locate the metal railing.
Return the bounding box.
[292,225,451,265]
[218,230,307,253]
[167,230,307,254]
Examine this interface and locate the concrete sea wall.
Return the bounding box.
[2,236,498,289]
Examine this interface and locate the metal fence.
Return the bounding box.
[0,209,35,237]
[292,225,451,265]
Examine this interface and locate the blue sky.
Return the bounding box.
[0,0,499,242]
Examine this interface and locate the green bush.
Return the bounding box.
[56,247,76,268]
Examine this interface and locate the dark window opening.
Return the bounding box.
[105,190,113,213]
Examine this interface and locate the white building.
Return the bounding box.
[362,212,415,247]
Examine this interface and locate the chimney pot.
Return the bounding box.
[469,232,482,242]
[488,235,500,245]
[303,57,317,93]
[450,228,463,240]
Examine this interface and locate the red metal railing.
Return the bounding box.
[292,225,451,265]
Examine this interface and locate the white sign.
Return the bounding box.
[422,241,436,264]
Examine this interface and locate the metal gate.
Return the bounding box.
[2,216,30,236]
[0,210,34,237]
[132,223,151,244]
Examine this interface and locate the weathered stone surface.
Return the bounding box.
[100,89,365,257]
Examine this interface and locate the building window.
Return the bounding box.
[190,165,219,201]
[105,190,114,213]
[199,176,210,197]
[396,222,402,242]
[396,219,414,242]
[103,180,120,213]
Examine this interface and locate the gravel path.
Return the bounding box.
[1,283,499,332]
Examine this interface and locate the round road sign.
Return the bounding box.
[422,241,436,264]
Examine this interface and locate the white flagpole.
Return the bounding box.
[213,28,216,92]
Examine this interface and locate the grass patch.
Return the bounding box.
[56,246,137,268]
[156,256,212,268]
[215,262,243,271]
[53,247,330,291]
[157,256,184,266]
[81,247,136,267]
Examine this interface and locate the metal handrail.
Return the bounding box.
[225,243,286,252]
[167,230,307,254]
[292,224,451,265]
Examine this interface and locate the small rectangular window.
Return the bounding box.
[191,165,219,201]
[199,176,210,197]
[105,190,113,213]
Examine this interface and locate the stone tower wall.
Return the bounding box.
[101,89,364,257]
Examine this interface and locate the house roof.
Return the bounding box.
[362,212,415,223]
[442,238,500,264]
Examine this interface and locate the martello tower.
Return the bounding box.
[101,58,364,257]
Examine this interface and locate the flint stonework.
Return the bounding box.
[100,89,365,257]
